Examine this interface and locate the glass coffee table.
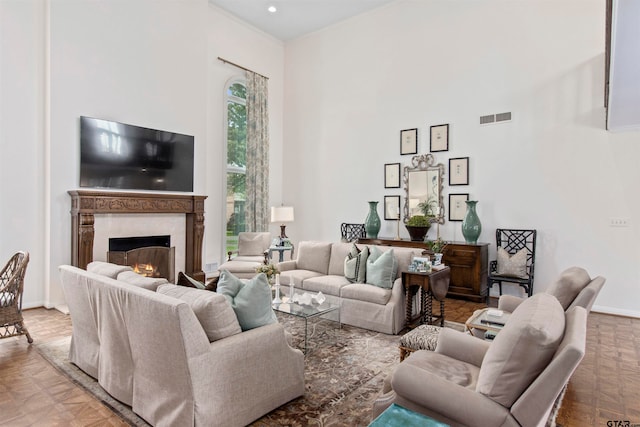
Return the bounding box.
[272,297,340,354]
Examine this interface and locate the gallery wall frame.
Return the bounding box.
[400,128,418,155]
[430,124,449,152]
[384,163,401,188]
[384,195,401,220]
[449,193,469,221]
[449,157,469,185]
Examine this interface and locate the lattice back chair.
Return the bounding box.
[488,229,537,298]
[340,223,366,242]
[0,251,32,343]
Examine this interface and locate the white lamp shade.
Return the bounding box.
[271,206,294,223]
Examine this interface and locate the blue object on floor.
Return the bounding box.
[368,403,450,426]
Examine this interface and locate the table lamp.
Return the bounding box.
[271,206,294,245]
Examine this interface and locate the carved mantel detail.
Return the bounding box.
[69,190,207,281]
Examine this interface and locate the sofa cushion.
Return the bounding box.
[302,275,350,296]
[344,244,368,283]
[545,266,592,310]
[328,242,354,276]
[476,293,565,407]
[496,247,528,278]
[366,247,397,289]
[341,283,392,305]
[296,241,332,275]
[218,260,262,274]
[216,270,277,331]
[238,232,270,256]
[87,261,133,279]
[156,284,242,342]
[278,270,325,287]
[116,270,169,291]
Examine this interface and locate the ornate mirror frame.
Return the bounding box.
[403,154,445,224]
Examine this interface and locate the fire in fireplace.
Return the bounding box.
[107,235,175,282]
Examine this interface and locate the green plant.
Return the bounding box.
[406,215,432,227]
[417,197,438,217]
[426,237,448,253]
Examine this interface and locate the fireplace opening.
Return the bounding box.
[108,235,175,282]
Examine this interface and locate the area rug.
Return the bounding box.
[35,316,464,426]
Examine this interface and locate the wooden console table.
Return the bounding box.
[68,190,207,281]
[358,238,489,303]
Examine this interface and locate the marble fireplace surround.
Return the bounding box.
[69,190,207,281]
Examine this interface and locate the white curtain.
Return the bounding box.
[245,71,270,232]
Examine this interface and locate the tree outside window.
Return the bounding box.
[226,81,246,253]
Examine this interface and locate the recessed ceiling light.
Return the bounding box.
[267,5,277,13]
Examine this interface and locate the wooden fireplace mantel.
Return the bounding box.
[69,190,207,281]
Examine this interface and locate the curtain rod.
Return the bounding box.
[217,57,269,80]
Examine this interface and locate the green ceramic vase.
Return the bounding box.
[364,201,381,239]
[461,200,481,244]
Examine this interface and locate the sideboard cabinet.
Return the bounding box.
[358,238,489,303]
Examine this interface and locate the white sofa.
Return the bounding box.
[59,262,304,427]
[277,241,424,335]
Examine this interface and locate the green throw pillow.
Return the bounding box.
[344,243,368,283]
[366,247,397,289]
[216,269,277,331]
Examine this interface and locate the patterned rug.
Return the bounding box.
[35,316,464,426]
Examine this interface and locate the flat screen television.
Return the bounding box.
[80,116,194,192]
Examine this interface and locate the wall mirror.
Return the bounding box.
[403,154,445,224]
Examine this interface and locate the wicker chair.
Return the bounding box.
[0,251,32,343]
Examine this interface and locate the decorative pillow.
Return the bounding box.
[496,247,528,278]
[476,293,565,407]
[116,270,168,291]
[238,233,268,256]
[344,244,368,283]
[545,266,591,310]
[366,247,397,289]
[176,271,206,289]
[157,284,242,342]
[87,261,133,279]
[216,269,277,331]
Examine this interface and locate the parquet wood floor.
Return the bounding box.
[1,300,638,426]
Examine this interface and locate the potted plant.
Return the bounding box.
[426,237,448,265]
[405,215,431,241]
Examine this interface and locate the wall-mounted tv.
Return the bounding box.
[80,116,194,192]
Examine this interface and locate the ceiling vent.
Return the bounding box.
[480,111,512,125]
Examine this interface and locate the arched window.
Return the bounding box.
[225,79,246,253]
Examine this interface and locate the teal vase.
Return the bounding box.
[461,200,482,244]
[364,201,381,239]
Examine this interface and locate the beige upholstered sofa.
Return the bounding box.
[59,262,304,427]
[372,293,588,426]
[277,241,424,335]
[217,232,271,278]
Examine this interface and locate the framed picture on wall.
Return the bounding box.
[449,193,469,221]
[384,195,401,220]
[400,128,418,155]
[430,124,449,152]
[384,163,401,188]
[449,157,469,185]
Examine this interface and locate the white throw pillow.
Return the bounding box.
[344,244,368,283]
[157,284,242,342]
[496,247,528,278]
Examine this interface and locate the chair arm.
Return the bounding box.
[391,362,511,426]
[277,260,297,272]
[435,328,490,367]
[498,295,525,312]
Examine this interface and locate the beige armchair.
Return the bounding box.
[218,232,271,278]
[498,266,605,315]
[373,293,588,427]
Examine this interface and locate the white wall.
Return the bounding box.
[1,0,285,309]
[283,0,640,316]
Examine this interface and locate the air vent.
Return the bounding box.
[496,112,512,122]
[480,111,512,126]
[480,114,495,125]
